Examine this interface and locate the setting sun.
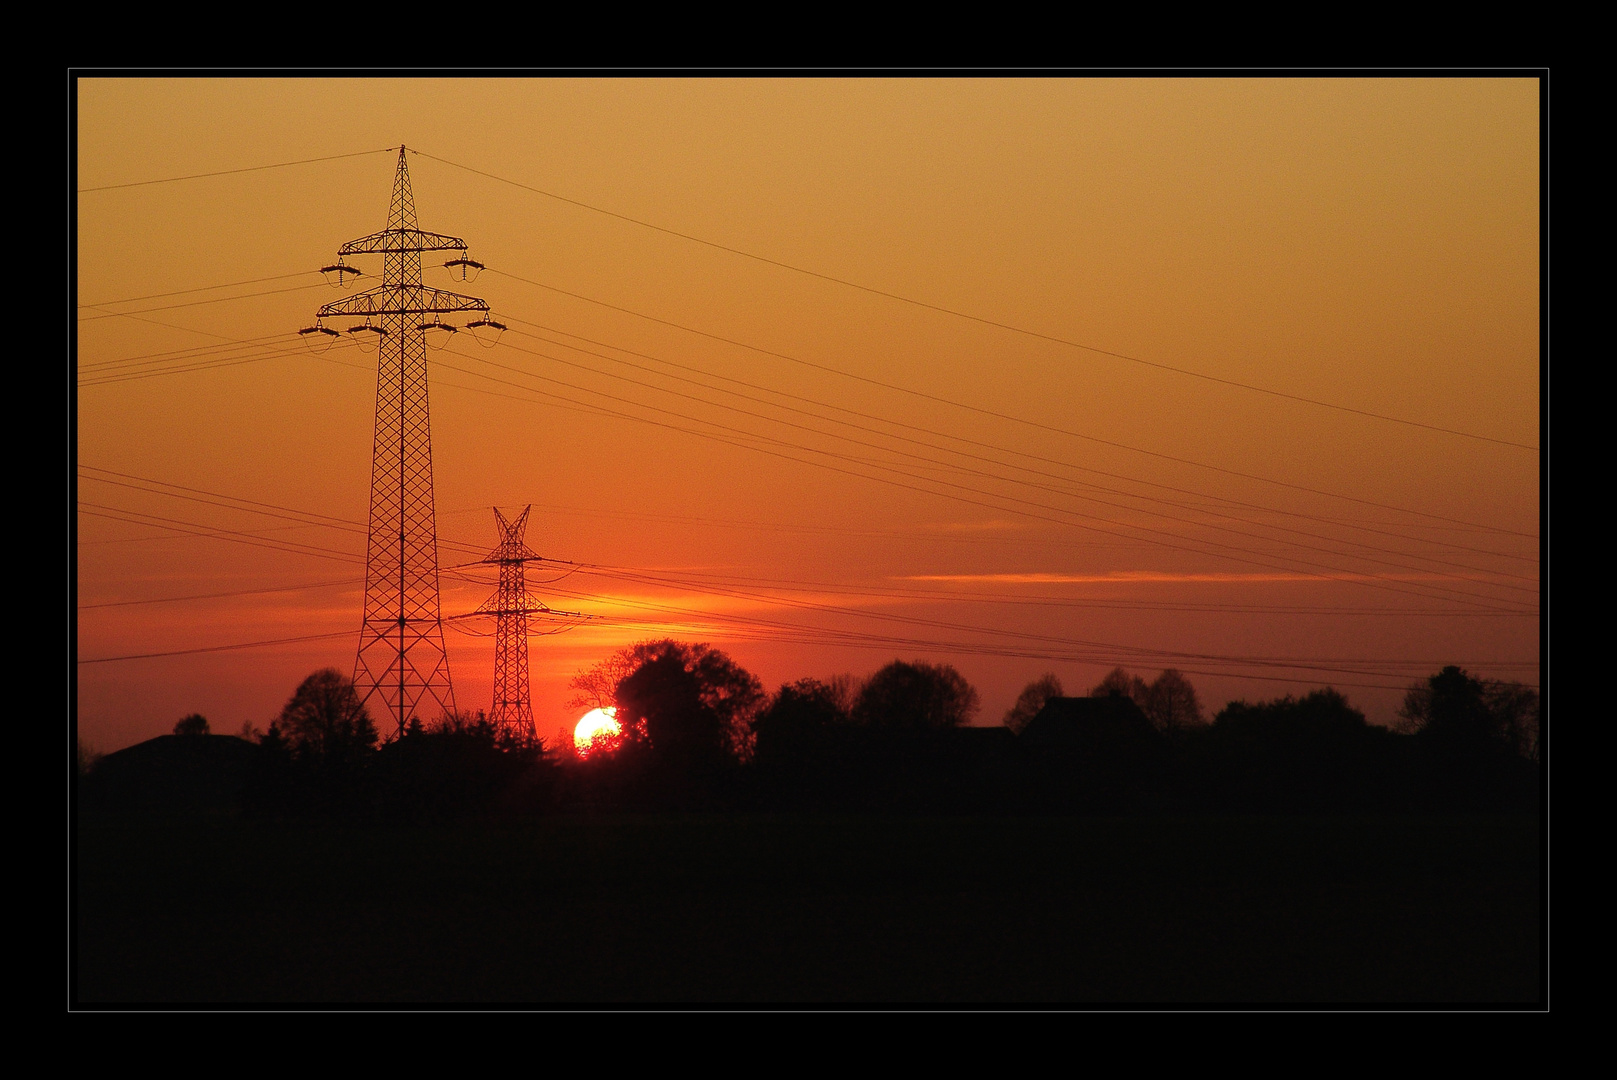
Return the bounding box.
[574,707,621,757]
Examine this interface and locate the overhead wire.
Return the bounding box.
[491,268,1540,541]
[78,271,324,310]
[430,338,1535,613]
[76,478,1538,684]
[559,561,1537,678]
[77,331,300,376]
[492,319,1539,584]
[416,148,1538,452]
[78,629,358,665]
[507,315,1540,567]
[73,270,1538,613]
[77,474,1534,623]
[76,146,1540,526]
[74,149,1541,693]
[536,583,1534,693]
[77,280,329,321]
[77,146,398,193]
[79,577,364,609]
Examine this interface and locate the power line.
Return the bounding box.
[431,340,1534,613]
[493,268,1540,540]
[418,149,1538,452]
[80,143,1535,449]
[497,320,1539,581]
[107,312,1519,614]
[74,257,1538,546]
[79,577,363,609]
[77,332,298,374]
[78,629,356,664]
[77,466,492,562]
[77,271,320,309]
[76,339,309,387]
[77,147,398,192]
[77,504,364,564]
[563,561,1535,680]
[75,482,1538,684]
[77,281,329,321]
[509,317,1539,568]
[77,472,1529,621]
[539,583,1533,693]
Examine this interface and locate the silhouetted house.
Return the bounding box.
[81,734,262,814]
[1019,696,1167,810]
[1022,695,1156,751]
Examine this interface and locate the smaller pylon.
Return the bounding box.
[470,507,588,741]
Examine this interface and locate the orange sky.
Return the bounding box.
[75,77,1541,752]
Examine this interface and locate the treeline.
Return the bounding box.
[79,641,1541,819]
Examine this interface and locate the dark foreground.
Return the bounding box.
[75,813,1540,1005]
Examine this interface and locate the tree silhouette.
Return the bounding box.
[270,668,379,763]
[172,713,211,737]
[1138,669,1205,734]
[1003,673,1063,734]
[753,678,852,765]
[608,640,765,764]
[1200,688,1390,812]
[1090,668,1204,734]
[1399,666,1540,760]
[1092,667,1148,701]
[568,644,650,713]
[766,678,852,727]
[369,709,554,819]
[1485,680,1542,763]
[853,660,979,731]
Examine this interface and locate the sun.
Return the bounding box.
[574,707,622,758]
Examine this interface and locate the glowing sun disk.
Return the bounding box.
[574,707,621,757]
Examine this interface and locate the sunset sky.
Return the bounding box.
[74,77,1541,753]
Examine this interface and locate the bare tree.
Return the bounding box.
[1138,669,1205,733]
[1092,667,1148,701]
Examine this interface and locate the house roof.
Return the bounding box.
[1021,696,1159,749]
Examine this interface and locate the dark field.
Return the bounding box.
[74,813,1541,1005]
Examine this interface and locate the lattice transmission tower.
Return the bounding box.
[469,506,588,741]
[307,146,493,735]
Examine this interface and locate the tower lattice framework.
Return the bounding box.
[314,147,490,735]
[475,506,543,739]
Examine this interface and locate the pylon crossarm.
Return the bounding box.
[459,600,591,618]
[483,543,542,562]
[339,228,469,255]
[530,605,591,620]
[318,286,490,319]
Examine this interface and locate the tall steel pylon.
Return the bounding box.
[460,506,591,742]
[311,147,490,736]
[475,507,541,740]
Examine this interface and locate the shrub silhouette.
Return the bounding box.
[172,713,210,737]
